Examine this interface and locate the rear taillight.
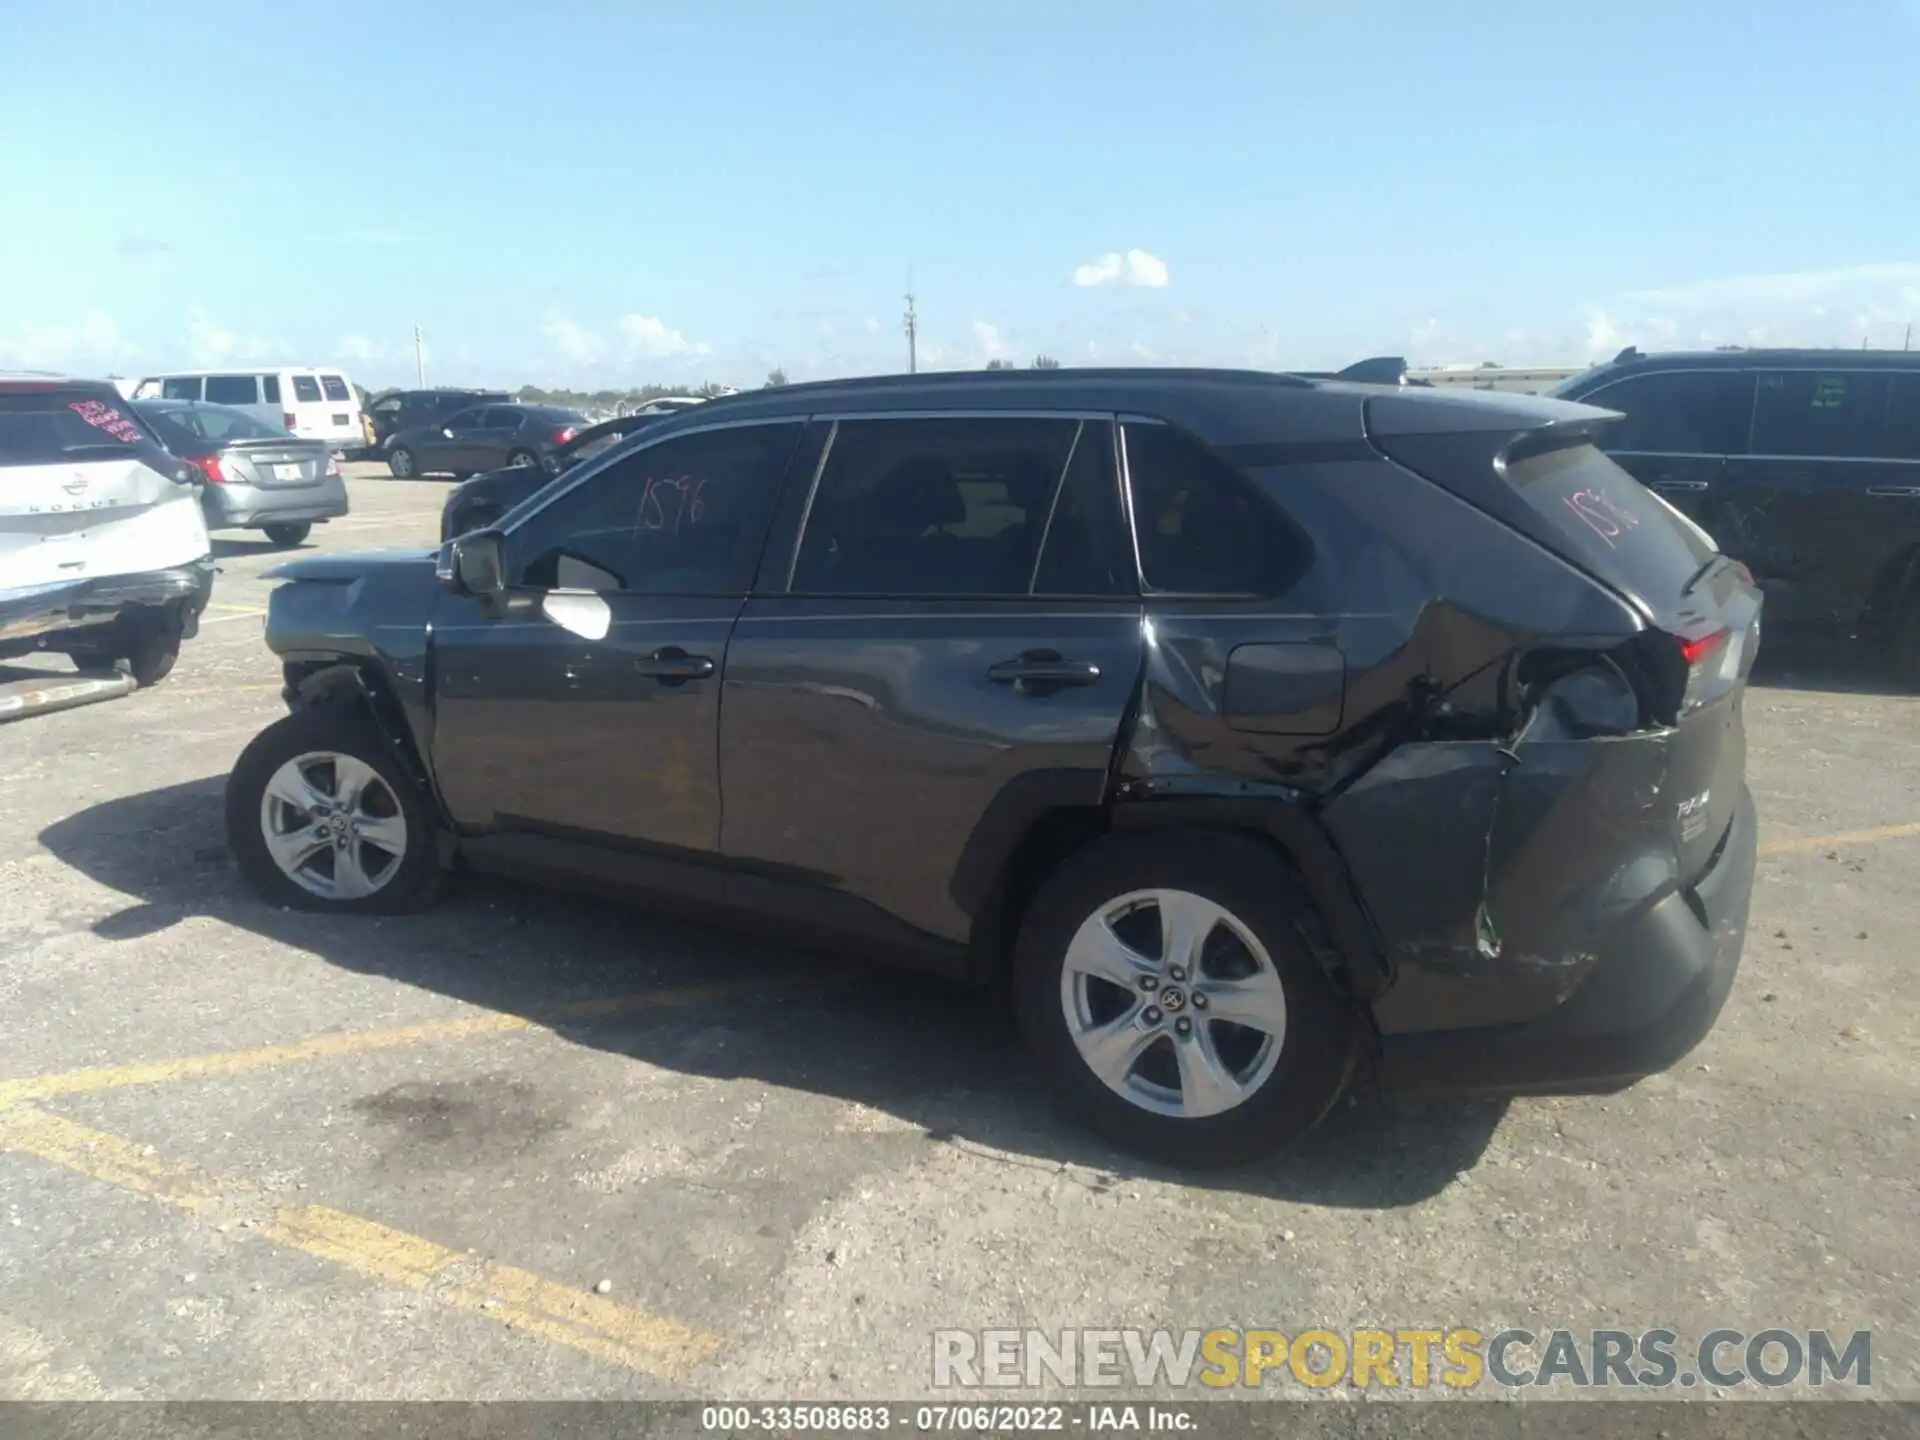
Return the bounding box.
[282,413,298,431]
[554,427,576,444]
[185,453,226,484]
[325,455,341,476]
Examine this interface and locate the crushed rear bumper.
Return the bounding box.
[0,558,216,653]
[1376,785,1756,1095]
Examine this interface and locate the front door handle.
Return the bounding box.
[634,647,715,683]
[1866,486,1920,498]
[987,651,1101,689]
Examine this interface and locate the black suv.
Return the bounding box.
[225,369,1761,1165]
[1551,348,1920,678]
[367,388,512,450]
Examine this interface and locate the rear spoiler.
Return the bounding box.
[1292,356,1433,387]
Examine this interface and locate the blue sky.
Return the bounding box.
[3,0,1918,389]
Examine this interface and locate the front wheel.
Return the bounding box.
[1013,830,1361,1167]
[388,446,417,479]
[225,706,443,914]
[263,521,311,548]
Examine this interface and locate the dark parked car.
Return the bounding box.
[385,403,588,480]
[440,412,681,541]
[225,368,1761,1166]
[1551,347,1920,680]
[367,388,511,450]
[135,399,349,549]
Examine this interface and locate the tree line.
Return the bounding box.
[364,356,1068,411]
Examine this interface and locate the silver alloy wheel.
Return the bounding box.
[509,451,536,467]
[391,449,414,476]
[1059,888,1288,1119]
[258,750,409,901]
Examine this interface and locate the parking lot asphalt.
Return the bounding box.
[0,462,1914,1401]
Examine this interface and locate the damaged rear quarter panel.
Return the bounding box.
[1117,453,1671,1028]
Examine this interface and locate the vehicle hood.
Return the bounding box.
[263,547,438,583]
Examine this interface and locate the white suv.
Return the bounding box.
[0,373,215,686]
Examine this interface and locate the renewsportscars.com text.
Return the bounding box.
[931,1327,1873,1392]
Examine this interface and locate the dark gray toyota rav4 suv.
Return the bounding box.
[226,368,1762,1165]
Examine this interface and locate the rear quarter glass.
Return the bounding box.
[1500,440,1716,608]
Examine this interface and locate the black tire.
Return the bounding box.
[388,446,417,479]
[507,448,539,469]
[121,608,185,688]
[1012,829,1362,1168]
[225,705,444,915]
[263,521,311,548]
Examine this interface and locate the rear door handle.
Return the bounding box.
[1653,479,1710,492]
[634,647,715,682]
[1866,486,1920,498]
[987,651,1101,688]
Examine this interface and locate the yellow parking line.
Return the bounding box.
[1761,821,1920,857]
[0,1104,719,1377]
[0,979,794,1108]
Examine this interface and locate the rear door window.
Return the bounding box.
[1583,370,1753,456]
[1121,422,1314,595]
[321,375,351,402]
[203,375,260,406]
[1503,440,1716,600]
[262,376,282,403]
[481,407,525,429]
[1751,370,1892,459]
[1032,421,1133,596]
[290,376,323,404]
[160,377,202,401]
[789,417,1080,596]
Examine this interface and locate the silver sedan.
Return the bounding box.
[134,399,349,548]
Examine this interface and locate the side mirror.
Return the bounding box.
[445,531,506,598]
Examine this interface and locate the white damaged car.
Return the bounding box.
[0,373,215,686]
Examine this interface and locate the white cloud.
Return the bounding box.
[0,312,136,373]
[972,320,1010,361]
[1129,340,1158,361]
[186,311,275,366]
[616,313,711,361]
[863,316,883,334]
[1072,248,1171,289]
[334,334,385,364]
[543,312,605,364]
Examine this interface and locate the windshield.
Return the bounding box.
[137,401,289,450]
[0,390,153,464]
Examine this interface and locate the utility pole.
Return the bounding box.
[1905,323,1912,352]
[903,284,919,375]
[413,323,426,386]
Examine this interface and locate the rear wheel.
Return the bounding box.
[226,706,443,914]
[507,448,539,469]
[263,521,311,548]
[1013,830,1361,1167]
[388,446,417,479]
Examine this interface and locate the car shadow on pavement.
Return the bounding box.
[39,776,1508,1210]
[212,537,304,559]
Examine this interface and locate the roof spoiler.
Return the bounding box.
[1294,356,1431,387]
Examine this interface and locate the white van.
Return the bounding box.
[130,368,366,452]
